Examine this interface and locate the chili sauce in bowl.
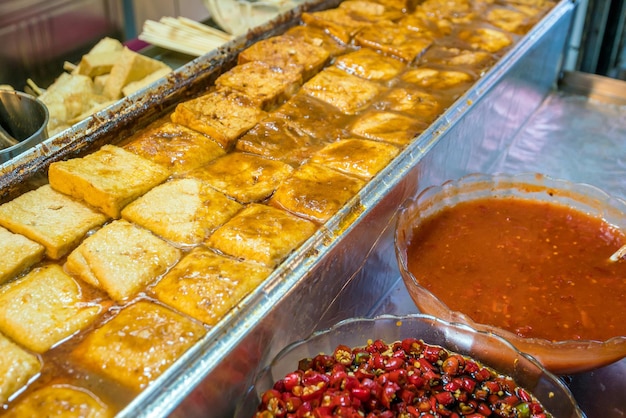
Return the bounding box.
[395,173,626,374]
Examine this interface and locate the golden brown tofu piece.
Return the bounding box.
[350,110,428,146]
[334,48,406,81]
[354,21,432,62]
[206,203,317,268]
[486,7,535,34]
[215,61,303,111]
[236,116,326,166]
[400,67,475,91]
[48,145,170,219]
[418,46,494,70]
[418,0,477,24]
[302,67,382,115]
[273,93,352,143]
[0,185,108,260]
[0,264,104,353]
[338,1,405,21]
[0,226,44,284]
[399,10,453,38]
[0,333,40,404]
[71,301,205,392]
[4,385,113,418]
[121,178,242,246]
[284,24,348,58]
[374,87,442,123]
[371,0,418,13]
[270,163,365,224]
[123,122,226,175]
[65,220,182,301]
[301,8,373,44]
[183,152,294,204]
[457,27,514,53]
[170,89,267,150]
[152,247,272,326]
[238,34,330,81]
[310,138,400,180]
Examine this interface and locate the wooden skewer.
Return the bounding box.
[609,243,626,262]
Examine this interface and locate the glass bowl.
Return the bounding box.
[395,172,626,375]
[235,314,583,417]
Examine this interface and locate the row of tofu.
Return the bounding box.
[0,0,554,415]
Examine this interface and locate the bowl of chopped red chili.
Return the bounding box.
[395,172,626,375]
[235,314,582,417]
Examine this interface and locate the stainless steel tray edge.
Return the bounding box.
[118,2,577,417]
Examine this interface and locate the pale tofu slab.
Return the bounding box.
[0,185,108,260]
[0,226,44,284]
[121,178,242,246]
[215,61,303,111]
[206,203,317,268]
[71,301,206,391]
[350,111,428,146]
[0,264,104,353]
[65,220,182,301]
[0,333,40,404]
[302,67,382,115]
[152,247,272,326]
[4,384,113,418]
[48,145,170,219]
[334,48,406,81]
[123,122,225,175]
[183,152,294,204]
[171,89,267,150]
[310,138,400,180]
[269,163,365,224]
[354,21,432,62]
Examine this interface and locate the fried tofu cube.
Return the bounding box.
[418,0,477,24]
[65,220,182,301]
[206,203,317,268]
[273,92,351,142]
[354,21,432,62]
[270,163,365,224]
[400,67,475,91]
[338,1,405,21]
[152,247,272,326]
[121,178,242,246]
[215,61,303,111]
[183,152,294,204]
[237,35,330,81]
[71,301,205,392]
[0,226,44,284]
[4,384,113,418]
[236,116,326,166]
[375,87,442,122]
[334,48,406,81]
[171,89,266,150]
[301,8,374,44]
[302,67,382,115]
[48,145,170,219]
[350,110,428,146]
[0,333,40,404]
[486,7,535,34]
[0,185,108,260]
[103,47,171,99]
[284,25,348,58]
[418,46,494,70]
[0,264,104,353]
[457,27,514,53]
[399,11,453,38]
[310,138,399,180]
[123,122,225,175]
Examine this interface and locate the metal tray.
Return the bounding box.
[0,1,580,417]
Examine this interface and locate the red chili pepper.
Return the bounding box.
[334,344,354,366]
[434,391,455,405]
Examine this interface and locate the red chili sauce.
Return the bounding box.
[406,197,626,342]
